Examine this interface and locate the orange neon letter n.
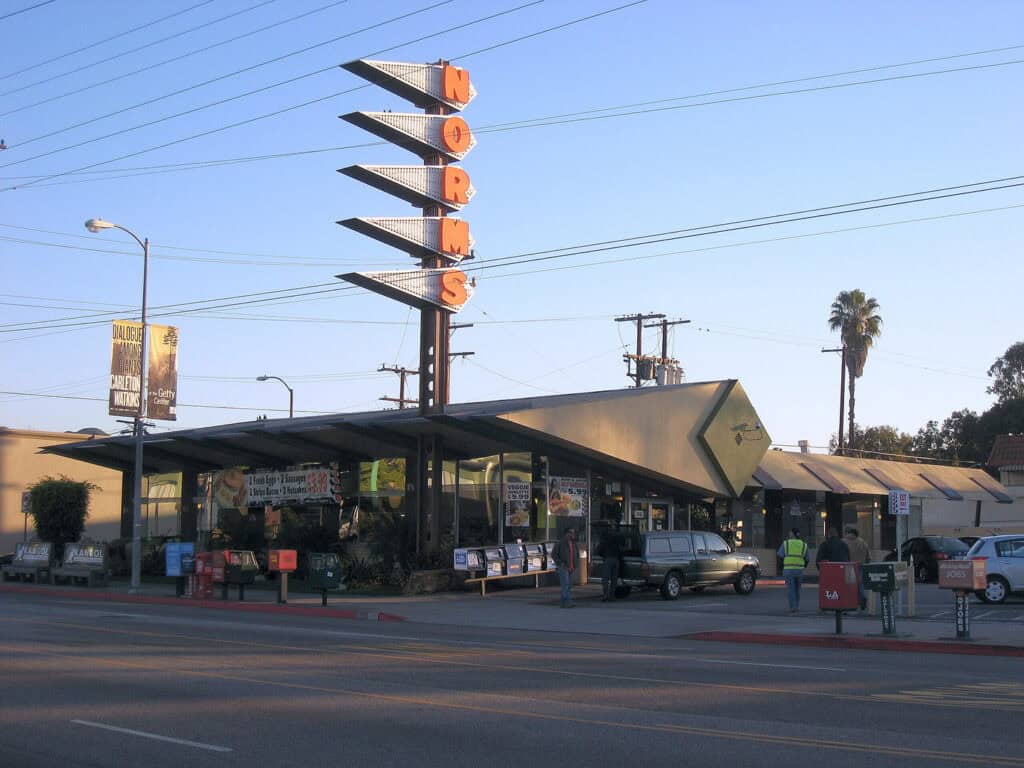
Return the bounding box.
[442,65,471,104]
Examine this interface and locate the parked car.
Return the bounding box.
[966,535,1024,604]
[959,536,980,548]
[591,528,760,600]
[884,536,971,583]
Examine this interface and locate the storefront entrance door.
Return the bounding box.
[630,500,672,532]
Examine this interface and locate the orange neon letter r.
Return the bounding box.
[441,166,470,204]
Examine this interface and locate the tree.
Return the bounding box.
[27,475,99,559]
[828,289,883,452]
[987,341,1024,404]
[850,424,913,460]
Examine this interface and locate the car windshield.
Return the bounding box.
[966,540,986,557]
[936,537,970,554]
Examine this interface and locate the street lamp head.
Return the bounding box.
[84,218,115,233]
[256,375,269,382]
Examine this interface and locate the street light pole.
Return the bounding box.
[85,218,148,592]
[257,375,294,418]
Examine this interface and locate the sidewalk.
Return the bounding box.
[2,578,1021,657]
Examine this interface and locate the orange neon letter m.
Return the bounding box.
[439,218,470,258]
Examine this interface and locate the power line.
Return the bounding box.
[0,0,534,169]
[3,178,1023,333]
[4,38,1022,187]
[6,0,355,147]
[0,389,334,414]
[0,0,282,100]
[0,0,55,23]
[0,0,637,191]
[1,1,214,81]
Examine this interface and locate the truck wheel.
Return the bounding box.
[660,572,682,600]
[734,568,757,595]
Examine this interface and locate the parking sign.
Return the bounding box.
[888,489,910,515]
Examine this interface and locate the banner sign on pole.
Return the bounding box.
[888,489,911,516]
[147,324,178,421]
[109,320,143,416]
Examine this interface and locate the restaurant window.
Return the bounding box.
[501,452,535,543]
[457,455,500,546]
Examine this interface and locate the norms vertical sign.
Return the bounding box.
[109,320,142,416]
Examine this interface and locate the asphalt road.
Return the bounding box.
[2,591,1023,768]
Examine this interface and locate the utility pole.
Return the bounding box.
[644,317,690,382]
[379,364,419,409]
[445,323,474,402]
[822,346,846,455]
[616,313,664,387]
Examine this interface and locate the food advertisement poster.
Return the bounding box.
[547,476,587,517]
[147,324,178,421]
[245,467,333,506]
[108,320,142,417]
[504,480,531,527]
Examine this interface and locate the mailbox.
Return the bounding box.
[483,546,506,576]
[818,562,861,611]
[938,559,986,591]
[268,549,298,572]
[862,561,908,593]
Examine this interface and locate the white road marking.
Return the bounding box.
[71,720,232,752]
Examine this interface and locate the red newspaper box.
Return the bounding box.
[268,549,297,572]
[818,562,860,611]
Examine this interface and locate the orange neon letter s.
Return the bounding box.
[441,166,470,204]
[439,270,468,306]
[441,116,472,153]
[439,218,470,257]
[442,65,471,103]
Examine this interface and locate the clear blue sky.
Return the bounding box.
[2,0,1022,451]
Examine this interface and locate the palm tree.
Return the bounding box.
[828,289,882,453]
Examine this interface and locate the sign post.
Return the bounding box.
[888,489,910,615]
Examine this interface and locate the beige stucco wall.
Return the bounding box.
[0,428,123,555]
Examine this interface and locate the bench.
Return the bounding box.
[464,568,557,596]
[1,541,53,583]
[52,542,109,587]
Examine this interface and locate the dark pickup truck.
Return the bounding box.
[592,528,761,600]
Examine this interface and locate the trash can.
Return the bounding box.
[308,552,341,605]
[504,543,525,576]
[523,544,545,572]
[483,546,506,577]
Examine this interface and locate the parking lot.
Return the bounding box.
[576,577,1024,623]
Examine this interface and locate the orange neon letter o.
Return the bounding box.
[441,116,472,153]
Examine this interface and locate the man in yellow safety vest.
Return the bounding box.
[777,528,810,614]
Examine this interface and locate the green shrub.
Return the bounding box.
[27,475,98,560]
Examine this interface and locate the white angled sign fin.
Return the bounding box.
[338,268,475,313]
[341,59,476,110]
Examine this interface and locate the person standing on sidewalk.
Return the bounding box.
[777,528,809,613]
[553,526,579,608]
[815,526,851,567]
[596,524,622,602]
[844,526,871,610]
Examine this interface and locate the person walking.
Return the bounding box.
[844,526,871,610]
[597,524,622,602]
[815,526,851,567]
[777,528,809,613]
[553,526,579,608]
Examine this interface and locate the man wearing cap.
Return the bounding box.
[777,528,809,613]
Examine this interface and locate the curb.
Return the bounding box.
[681,631,1024,657]
[0,583,407,622]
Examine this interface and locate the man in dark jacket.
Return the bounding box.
[597,525,623,602]
[552,527,579,608]
[815,527,851,567]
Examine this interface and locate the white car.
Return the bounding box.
[966,535,1024,604]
